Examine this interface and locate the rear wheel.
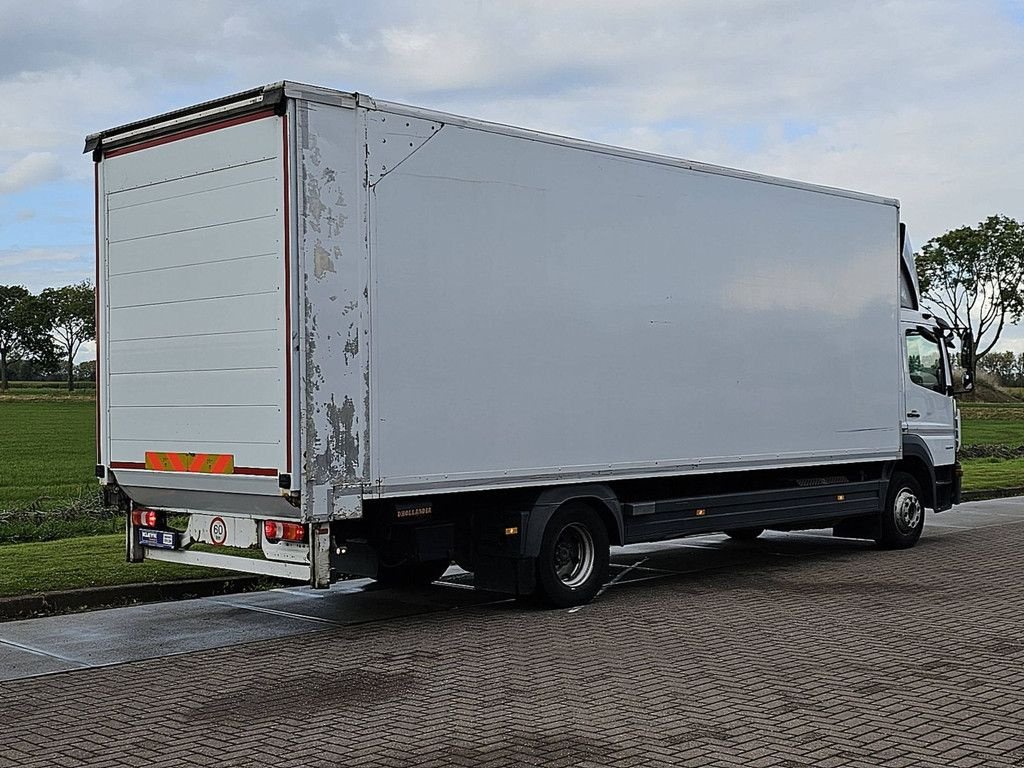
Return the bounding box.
[376,558,450,587]
[876,471,925,549]
[725,527,764,541]
[536,503,609,608]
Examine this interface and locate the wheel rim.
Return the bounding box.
[552,522,595,588]
[893,488,923,534]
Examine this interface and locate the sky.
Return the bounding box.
[2,0,1024,361]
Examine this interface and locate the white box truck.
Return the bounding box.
[85,82,972,606]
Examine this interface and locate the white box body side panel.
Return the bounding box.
[294,101,369,519]
[99,113,294,495]
[366,112,902,495]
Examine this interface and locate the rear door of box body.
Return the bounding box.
[97,110,299,514]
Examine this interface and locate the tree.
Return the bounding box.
[0,285,49,391]
[1003,351,1024,388]
[38,281,95,391]
[979,350,1017,385]
[916,215,1024,364]
[75,359,96,382]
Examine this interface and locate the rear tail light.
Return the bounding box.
[263,520,307,543]
[131,508,161,528]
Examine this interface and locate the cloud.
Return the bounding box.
[75,339,95,364]
[0,3,1021,277]
[993,325,1024,355]
[0,246,91,293]
[0,246,83,268]
[0,152,62,194]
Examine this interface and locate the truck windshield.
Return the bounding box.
[906,331,945,393]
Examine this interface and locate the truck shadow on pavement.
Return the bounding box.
[446,528,954,613]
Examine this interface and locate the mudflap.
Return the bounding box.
[466,510,536,596]
[473,556,536,597]
[941,462,962,509]
[310,522,332,588]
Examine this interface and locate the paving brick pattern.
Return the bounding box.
[2,523,1023,767]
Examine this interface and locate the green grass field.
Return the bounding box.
[961,420,1024,445]
[959,403,1024,448]
[0,399,98,511]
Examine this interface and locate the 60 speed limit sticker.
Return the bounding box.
[209,516,228,546]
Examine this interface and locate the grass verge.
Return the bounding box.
[960,457,1024,493]
[0,534,240,598]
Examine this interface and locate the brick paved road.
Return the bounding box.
[2,501,1023,767]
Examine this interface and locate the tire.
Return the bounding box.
[376,558,450,587]
[876,471,925,549]
[724,527,764,541]
[536,503,610,608]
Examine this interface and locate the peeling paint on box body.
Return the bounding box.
[296,100,368,520]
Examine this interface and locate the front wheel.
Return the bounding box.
[876,471,925,549]
[536,503,610,608]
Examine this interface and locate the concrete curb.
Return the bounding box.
[0,576,286,622]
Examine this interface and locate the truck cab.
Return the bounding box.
[898,228,964,514]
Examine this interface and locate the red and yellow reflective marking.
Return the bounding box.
[144,451,234,474]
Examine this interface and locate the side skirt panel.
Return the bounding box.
[623,480,883,543]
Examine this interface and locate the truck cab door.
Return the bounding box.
[902,326,956,468]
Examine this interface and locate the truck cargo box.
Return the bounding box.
[89,82,901,521]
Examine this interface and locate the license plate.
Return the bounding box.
[139,529,177,550]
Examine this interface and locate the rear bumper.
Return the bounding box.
[144,548,309,581]
[126,503,329,587]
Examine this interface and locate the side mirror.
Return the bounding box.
[959,329,975,393]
